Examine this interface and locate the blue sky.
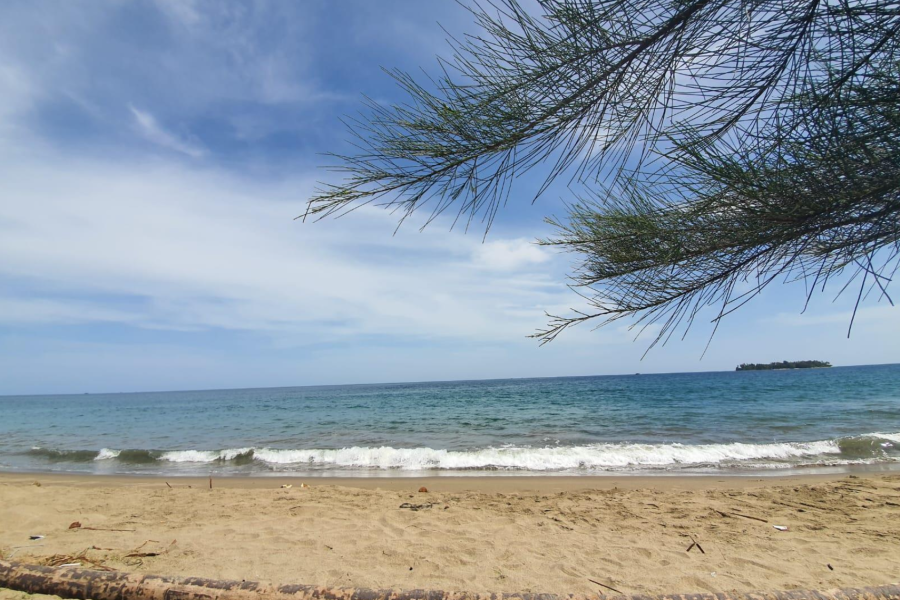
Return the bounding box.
[0,0,897,395]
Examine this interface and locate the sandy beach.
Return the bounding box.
[1,472,898,598]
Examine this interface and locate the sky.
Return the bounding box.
[0,1,898,395]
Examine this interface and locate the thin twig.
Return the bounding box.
[714,509,768,523]
[588,578,625,595]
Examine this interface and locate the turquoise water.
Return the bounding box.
[1,364,899,476]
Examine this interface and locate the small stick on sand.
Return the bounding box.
[8,545,45,559]
[124,540,175,558]
[588,578,624,595]
[209,476,212,490]
[80,528,136,532]
[41,549,115,571]
[165,482,172,489]
[714,509,768,523]
[690,535,705,554]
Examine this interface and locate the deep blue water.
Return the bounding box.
[1,364,899,476]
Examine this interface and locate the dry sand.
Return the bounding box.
[1,472,899,597]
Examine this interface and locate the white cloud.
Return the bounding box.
[129,106,206,158]
[473,238,550,270]
[0,148,572,344]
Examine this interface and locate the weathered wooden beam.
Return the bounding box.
[1,560,899,600]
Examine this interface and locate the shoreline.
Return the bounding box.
[1,467,896,492]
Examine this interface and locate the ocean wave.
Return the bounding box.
[869,432,900,444]
[95,448,120,460]
[24,432,898,471]
[159,448,255,464]
[113,449,159,464]
[249,440,844,470]
[27,447,98,463]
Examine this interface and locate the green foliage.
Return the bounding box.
[736,360,832,371]
[307,0,900,348]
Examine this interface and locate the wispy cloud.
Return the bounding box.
[0,297,140,326]
[152,0,202,28]
[0,60,36,137]
[0,148,573,343]
[129,106,206,158]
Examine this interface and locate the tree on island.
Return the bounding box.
[306,0,900,350]
[736,360,832,371]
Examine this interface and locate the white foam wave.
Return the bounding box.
[75,432,900,471]
[246,439,843,470]
[95,448,120,460]
[158,448,253,463]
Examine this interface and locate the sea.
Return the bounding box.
[1,364,899,477]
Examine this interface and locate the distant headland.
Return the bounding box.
[736,360,832,371]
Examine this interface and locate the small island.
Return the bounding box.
[736,360,832,371]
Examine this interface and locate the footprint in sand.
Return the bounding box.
[560,565,582,578]
[730,556,789,575]
[377,514,409,538]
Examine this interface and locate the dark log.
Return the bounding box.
[2,560,900,600]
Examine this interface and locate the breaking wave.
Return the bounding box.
[24,432,900,472]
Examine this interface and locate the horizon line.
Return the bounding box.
[2,361,897,399]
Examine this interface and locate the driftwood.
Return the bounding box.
[3,560,900,600]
